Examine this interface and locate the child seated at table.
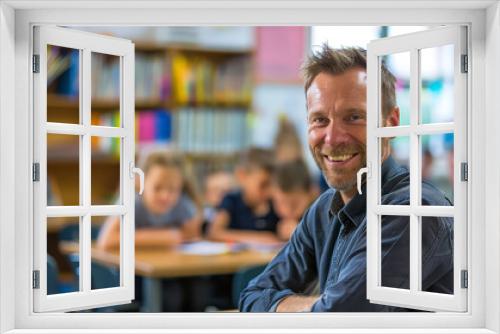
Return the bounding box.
[97,151,209,312]
[97,151,202,250]
[207,147,281,245]
[272,159,318,241]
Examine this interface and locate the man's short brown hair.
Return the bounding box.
[302,45,397,120]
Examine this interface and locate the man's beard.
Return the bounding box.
[310,143,366,192]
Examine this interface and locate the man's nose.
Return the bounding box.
[324,120,350,146]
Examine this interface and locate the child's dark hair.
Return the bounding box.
[274,159,312,193]
[238,147,275,173]
[141,151,202,209]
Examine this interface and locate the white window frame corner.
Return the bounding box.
[0,1,498,333]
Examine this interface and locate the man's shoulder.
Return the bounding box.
[421,181,453,206]
[381,172,451,206]
[381,169,411,205]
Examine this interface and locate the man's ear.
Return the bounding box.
[383,106,400,127]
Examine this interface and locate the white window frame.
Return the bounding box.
[32,26,136,312]
[0,1,499,333]
[366,26,468,312]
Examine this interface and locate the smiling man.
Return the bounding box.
[239,46,454,312]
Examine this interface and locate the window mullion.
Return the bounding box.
[121,50,135,293]
[80,48,92,293]
[374,205,454,217]
[409,48,421,293]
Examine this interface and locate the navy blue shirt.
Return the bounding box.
[218,191,280,233]
[239,156,454,312]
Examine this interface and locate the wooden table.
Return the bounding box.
[60,242,278,311]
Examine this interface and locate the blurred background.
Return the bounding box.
[45,26,454,312]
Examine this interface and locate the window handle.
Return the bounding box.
[129,162,145,195]
[356,163,371,195]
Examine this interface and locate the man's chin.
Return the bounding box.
[323,175,357,192]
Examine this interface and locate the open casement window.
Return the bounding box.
[365,26,467,312]
[33,26,139,312]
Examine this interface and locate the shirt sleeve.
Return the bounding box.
[239,207,317,312]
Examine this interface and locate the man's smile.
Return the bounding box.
[322,152,359,167]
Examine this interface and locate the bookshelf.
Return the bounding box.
[47,42,254,207]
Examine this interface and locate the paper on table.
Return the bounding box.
[178,241,245,256]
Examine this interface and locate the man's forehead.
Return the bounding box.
[306,69,367,104]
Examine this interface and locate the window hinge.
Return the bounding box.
[461,162,468,182]
[33,270,40,289]
[461,270,468,289]
[461,54,468,73]
[32,55,40,73]
[32,163,40,182]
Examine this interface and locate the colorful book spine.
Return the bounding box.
[138,111,156,142]
[136,109,173,146]
[172,108,248,153]
[171,53,251,106]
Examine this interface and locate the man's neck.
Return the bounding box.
[339,187,357,205]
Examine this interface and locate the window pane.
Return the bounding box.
[380,52,410,127]
[420,45,454,124]
[47,217,79,295]
[421,133,454,205]
[91,137,121,205]
[47,133,80,206]
[91,52,121,127]
[381,215,410,290]
[421,216,454,295]
[380,136,409,205]
[47,45,80,124]
[91,216,121,290]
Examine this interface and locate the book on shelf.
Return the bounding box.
[172,53,252,106]
[91,111,121,158]
[136,52,171,100]
[173,108,249,154]
[47,45,79,98]
[47,45,252,107]
[88,109,175,158]
[136,109,173,145]
[91,53,120,100]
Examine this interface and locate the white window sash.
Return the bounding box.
[366,25,468,312]
[32,25,135,312]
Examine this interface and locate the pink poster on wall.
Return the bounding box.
[255,27,307,84]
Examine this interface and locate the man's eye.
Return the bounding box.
[311,117,328,125]
[348,113,365,122]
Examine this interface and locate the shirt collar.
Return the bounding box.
[328,155,402,229]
